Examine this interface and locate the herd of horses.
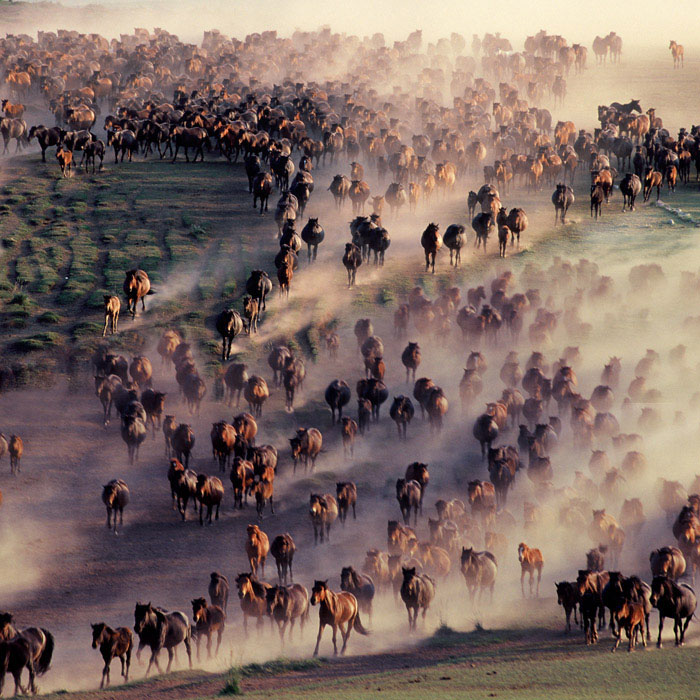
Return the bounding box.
[2,20,700,695]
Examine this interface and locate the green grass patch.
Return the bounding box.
[37,311,61,325]
[238,658,324,677]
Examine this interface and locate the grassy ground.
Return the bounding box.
[38,619,700,700]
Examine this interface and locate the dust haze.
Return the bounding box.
[1,0,700,694]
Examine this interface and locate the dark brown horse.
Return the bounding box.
[270,533,296,584]
[310,581,369,656]
[123,269,152,318]
[102,479,129,534]
[91,623,132,688]
[0,638,36,696]
[336,482,357,524]
[420,223,442,273]
[133,603,192,676]
[400,567,436,630]
[209,572,229,612]
[340,567,375,617]
[0,612,53,689]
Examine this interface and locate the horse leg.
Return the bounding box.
[520,569,525,597]
[536,567,541,598]
[681,615,692,645]
[657,615,664,648]
[102,658,110,688]
[313,622,325,657]
[165,647,175,673]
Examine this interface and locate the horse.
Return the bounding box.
[555,582,580,633]
[216,309,244,361]
[650,576,697,647]
[91,623,133,688]
[611,601,647,652]
[340,567,375,617]
[196,474,224,525]
[102,479,129,534]
[191,598,226,659]
[235,573,271,634]
[133,603,192,676]
[245,524,269,577]
[336,482,358,523]
[266,584,310,642]
[310,580,369,656]
[270,533,296,584]
[209,572,229,611]
[0,638,36,696]
[576,570,609,644]
[309,494,338,544]
[396,478,422,525]
[669,40,684,68]
[400,567,436,631]
[518,543,544,597]
[460,547,497,601]
[122,269,152,318]
[420,223,442,273]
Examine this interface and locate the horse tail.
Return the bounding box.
[35,629,54,675]
[353,612,370,636]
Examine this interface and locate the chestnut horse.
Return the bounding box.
[245,524,269,577]
[310,580,369,656]
[191,598,226,659]
[518,543,544,597]
[235,573,271,634]
[91,623,133,688]
[123,269,152,318]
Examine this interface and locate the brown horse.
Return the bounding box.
[420,223,442,273]
[311,581,369,656]
[209,572,229,611]
[231,457,254,509]
[340,567,375,617]
[309,494,338,544]
[669,40,684,68]
[400,567,436,630]
[336,482,357,523]
[271,533,296,584]
[196,474,224,525]
[555,582,581,633]
[266,584,309,642]
[611,601,647,652]
[123,269,152,318]
[102,296,120,337]
[518,543,544,597]
[102,479,129,534]
[388,520,418,555]
[0,613,53,694]
[396,478,421,525]
[460,547,497,601]
[191,598,226,659]
[650,546,686,580]
[235,573,271,634]
[8,435,22,475]
[245,524,269,577]
[167,459,197,520]
[0,638,36,696]
[133,603,191,676]
[91,623,132,688]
